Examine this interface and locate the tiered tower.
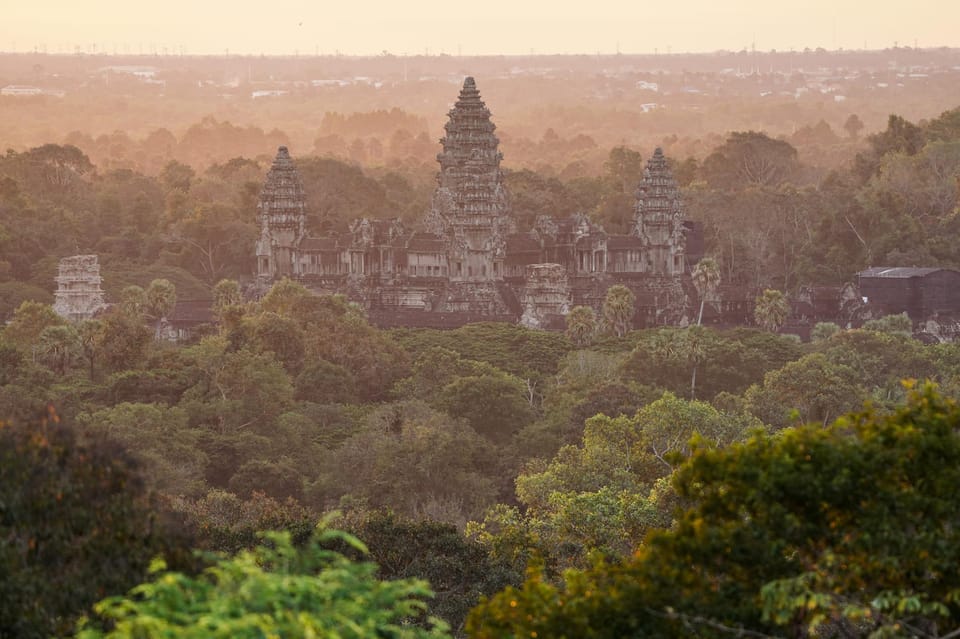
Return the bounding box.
[53,255,107,321]
[426,77,512,281]
[256,146,307,281]
[633,147,686,276]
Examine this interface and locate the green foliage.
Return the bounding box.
[864,312,913,336]
[621,327,802,400]
[0,413,188,639]
[340,510,521,636]
[2,300,66,350]
[745,352,865,428]
[391,322,570,384]
[78,403,208,497]
[295,358,359,404]
[477,393,757,568]
[0,281,53,323]
[76,527,451,639]
[468,385,960,639]
[437,372,535,443]
[314,402,501,526]
[810,320,841,342]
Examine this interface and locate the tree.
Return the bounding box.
[810,321,840,342]
[564,306,598,347]
[863,312,913,336]
[702,131,800,190]
[437,372,535,443]
[0,411,188,639]
[77,403,208,497]
[603,146,644,194]
[691,257,721,326]
[2,300,66,353]
[118,285,146,319]
[339,510,520,636]
[144,278,176,321]
[468,385,960,639]
[753,288,788,333]
[843,113,864,139]
[76,527,451,639]
[479,393,756,568]
[601,285,636,337]
[212,278,242,320]
[315,402,500,526]
[37,324,82,376]
[745,353,865,429]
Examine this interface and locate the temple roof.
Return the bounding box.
[407,232,446,252]
[299,237,338,251]
[506,233,541,253]
[607,235,645,249]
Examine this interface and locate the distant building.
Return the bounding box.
[857,267,960,322]
[1,85,43,96]
[255,77,692,329]
[53,255,107,321]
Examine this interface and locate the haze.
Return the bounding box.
[2,0,955,56]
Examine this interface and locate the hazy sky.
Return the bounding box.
[2,0,955,56]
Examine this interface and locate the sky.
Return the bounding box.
[1,0,956,56]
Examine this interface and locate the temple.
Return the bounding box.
[254,77,693,329]
[52,254,108,321]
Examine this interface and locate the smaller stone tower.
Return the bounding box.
[256,146,307,281]
[53,255,107,321]
[633,148,686,276]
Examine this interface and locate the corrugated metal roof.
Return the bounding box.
[858,267,948,278]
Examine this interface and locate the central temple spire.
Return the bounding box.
[426,77,512,281]
[434,76,506,209]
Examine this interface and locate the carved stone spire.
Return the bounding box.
[256,146,307,280]
[633,148,685,276]
[257,146,306,234]
[427,77,512,281]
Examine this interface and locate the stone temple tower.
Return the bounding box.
[256,146,307,281]
[633,148,686,276]
[53,255,107,321]
[426,77,513,282]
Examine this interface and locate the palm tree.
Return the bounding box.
[691,257,721,326]
[565,306,598,347]
[601,285,636,337]
[754,289,789,333]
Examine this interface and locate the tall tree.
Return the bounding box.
[843,113,864,139]
[691,257,721,326]
[144,279,177,320]
[601,285,636,337]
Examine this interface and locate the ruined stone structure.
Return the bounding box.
[53,254,107,321]
[254,77,691,328]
